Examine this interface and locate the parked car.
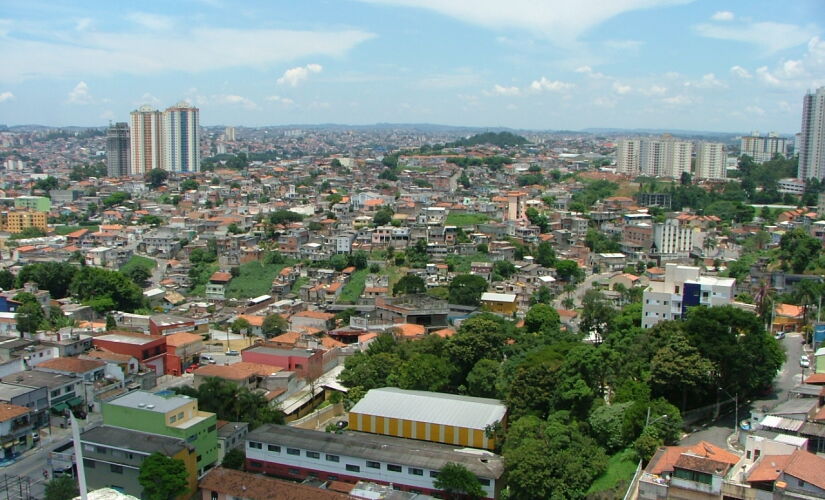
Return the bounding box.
[800,355,810,368]
[185,363,200,373]
[774,331,786,340]
[200,354,216,364]
[225,350,240,356]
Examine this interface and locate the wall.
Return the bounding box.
[348,412,494,450]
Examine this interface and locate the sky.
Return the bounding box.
[0,0,823,133]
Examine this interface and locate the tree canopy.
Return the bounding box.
[138,453,189,500]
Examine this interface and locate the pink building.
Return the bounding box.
[240,345,324,379]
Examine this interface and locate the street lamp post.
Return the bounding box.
[645,407,668,427]
[718,386,738,438]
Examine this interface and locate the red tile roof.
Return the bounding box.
[37,356,105,373]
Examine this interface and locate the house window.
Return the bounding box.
[387,464,402,472]
[170,415,177,423]
[346,464,360,473]
[306,451,320,459]
[178,412,184,420]
[211,493,218,500]
[478,478,491,486]
[267,445,281,452]
[326,454,339,462]
[674,286,680,294]
[83,459,95,468]
[110,465,123,474]
[248,442,262,449]
[409,468,423,476]
[286,448,300,455]
[430,471,439,478]
[799,480,805,487]
[366,461,380,469]
[327,474,338,481]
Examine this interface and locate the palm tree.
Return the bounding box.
[754,280,774,328]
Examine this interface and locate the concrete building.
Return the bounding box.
[348,387,507,451]
[0,210,48,234]
[618,136,692,178]
[798,87,825,180]
[0,382,49,429]
[14,196,51,212]
[106,122,131,178]
[130,105,164,176]
[199,467,351,500]
[617,139,642,175]
[0,403,33,461]
[641,263,735,328]
[80,425,198,499]
[740,132,789,163]
[652,218,694,258]
[163,102,200,173]
[102,391,218,476]
[479,292,518,315]
[244,424,504,499]
[1,370,84,413]
[695,142,726,180]
[93,332,167,375]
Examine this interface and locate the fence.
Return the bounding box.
[681,396,736,426]
[289,402,344,430]
[622,460,644,500]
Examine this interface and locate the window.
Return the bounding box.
[51,389,60,398]
[178,412,184,420]
[387,464,402,472]
[409,467,423,476]
[366,461,380,469]
[83,444,94,453]
[249,442,262,449]
[170,415,177,423]
[83,459,95,468]
[478,478,491,486]
[326,454,339,462]
[211,493,218,500]
[110,465,123,474]
[306,451,320,459]
[798,480,805,487]
[346,464,360,473]
[286,448,300,455]
[267,445,281,452]
[430,471,439,478]
[96,446,107,454]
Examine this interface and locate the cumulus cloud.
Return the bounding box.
[754,36,825,89]
[0,91,14,103]
[694,21,818,54]
[613,82,632,94]
[641,85,667,96]
[265,95,296,106]
[67,81,92,104]
[575,66,606,79]
[277,64,323,87]
[685,73,726,89]
[213,94,258,109]
[662,95,693,106]
[711,11,734,21]
[0,28,373,82]
[745,105,765,115]
[530,77,573,92]
[489,84,520,96]
[730,65,752,79]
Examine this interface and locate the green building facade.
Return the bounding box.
[14,196,51,212]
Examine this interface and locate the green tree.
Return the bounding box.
[173,377,284,428]
[650,333,714,411]
[221,448,245,470]
[579,289,616,344]
[44,476,79,500]
[779,228,822,273]
[138,452,189,500]
[16,302,44,336]
[393,274,426,296]
[529,285,553,305]
[105,313,117,331]
[492,260,516,279]
[180,178,199,191]
[146,169,169,188]
[588,402,633,452]
[124,266,151,287]
[448,274,488,306]
[373,206,394,226]
[535,241,556,267]
[555,259,583,282]
[523,303,561,334]
[69,267,144,313]
[448,315,509,376]
[0,269,14,290]
[466,359,501,398]
[390,354,454,392]
[458,171,471,189]
[231,317,250,334]
[262,314,288,338]
[434,462,485,499]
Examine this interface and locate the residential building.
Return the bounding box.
[199,467,352,500]
[244,424,504,499]
[652,218,693,258]
[240,346,324,379]
[778,178,806,195]
[93,332,167,375]
[216,421,248,463]
[479,292,518,315]
[798,87,825,180]
[163,102,200,173]
[641,263,735,328]
[740,132,789,163]
[624,136,692,178]
[617,139,642,175]
[106,122,130,178]
[80,425,199,499]
[0,210,48,234]
[206,272,231,301]
[0,382,49,429]
[130,105,164,175]
[14,196,51,212]
[0,403,33,461]
[638,440,739,500]
[1,370,84,414]
[695,142,726,180]
[348,387,507,451]
[102,391,218,476]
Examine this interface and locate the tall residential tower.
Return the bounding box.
[695,142,726,180]
[799,87,825,180]
[106,122,130,178]
[129,106,164,176]
[163,102,200,173]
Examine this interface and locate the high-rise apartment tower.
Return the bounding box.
[106,122,130,178]
[799,87,825,180]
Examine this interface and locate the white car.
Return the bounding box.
[800,355,810,368]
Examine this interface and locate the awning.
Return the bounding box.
[66,397,84,407]
[52,403,68,413]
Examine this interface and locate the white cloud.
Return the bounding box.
[593,96,616,108]
[685,73,726,89]
[575,65,606,79]
[489,84,520,96]
[0,28,374,82]
[730,65,752,79]
[67,81,92,104]
[754,36,825,89]
[277,63,323,87]
[213,94,258,109]
[662,95,693,106]
[356,0,690,45]
[694,21,818,54]
[613,82,632,94]
[641,85,667,96]
[127,12,173,31]
[265,95,296,106]
[136,93,161,107]
[529,77,574,92]
[0,91,14,103]
[745,105,765,115]
[75,18,93,31]
[711,11,734,21]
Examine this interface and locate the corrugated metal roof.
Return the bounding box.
[760,415,805,432]
[350,388,506,430]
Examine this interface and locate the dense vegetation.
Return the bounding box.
[446,131,528,148]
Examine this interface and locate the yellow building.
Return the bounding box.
[348,388,507,451]
[0,210,48,234]
[480,292,518,315]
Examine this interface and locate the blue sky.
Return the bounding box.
[0,0,823,132]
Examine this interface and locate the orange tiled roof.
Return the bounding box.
[37,356,105,373]
[0,403,30,422]
[238,314,266,327]
[165,332,203,347]
[393,323,426,338]
[783,449,825,490]
[774,303,804,318]
[747,455,792,483]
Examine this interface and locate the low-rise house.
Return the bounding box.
[199,467,352,500]
[216,421,249,463]
[0,382,49,428]
[93,332,167,376]
[0,403,34,460]
[1,370,84,413]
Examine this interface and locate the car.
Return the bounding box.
[185,363,200,373]
[225,350,240,356]
[800,355,810,368]
[774,331,786,340]
[200,354,217,364]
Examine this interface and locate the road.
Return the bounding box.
[679,332,805,449]
[554,271,613,309]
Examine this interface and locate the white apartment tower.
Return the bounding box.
[740,132,788,163]
[163,102,200,173]
[129,106,164,175]
[799,87,825,180]
[617,139,641,175]
[695,142,726,180]
[652,218,693,257]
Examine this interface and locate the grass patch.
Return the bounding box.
[190,263,219,297]
[226,260,295,299]
[291,276,309,294]
[445,253,491,273]
[587,448,639,495]
[54,225,99,235]
[445,213,490,227]
[120,255,157,273]
[337,269,368,304]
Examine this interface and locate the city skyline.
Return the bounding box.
[0,0,823,132]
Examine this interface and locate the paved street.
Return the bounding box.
[554,271,613,309]
[680,332,805,449]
